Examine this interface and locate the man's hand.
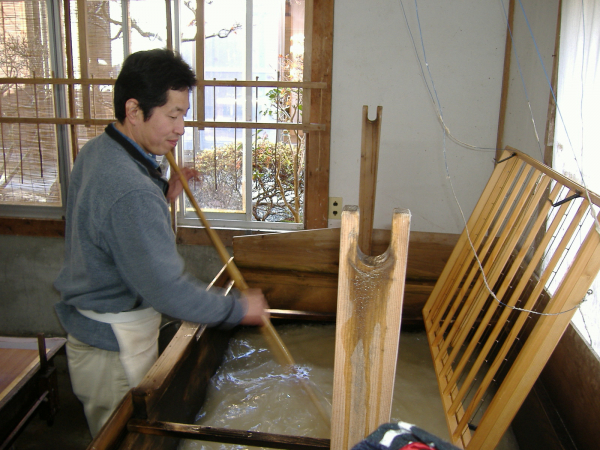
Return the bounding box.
[166,166,199,202]
[239,288,270,326]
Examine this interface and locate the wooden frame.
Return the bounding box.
[0,0,334,231]
[423,148,600,449]
[233,228,457,326]
[88,265,332,450]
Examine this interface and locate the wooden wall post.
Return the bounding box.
[331,206,411,450]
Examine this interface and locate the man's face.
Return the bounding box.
[133,89,190,156]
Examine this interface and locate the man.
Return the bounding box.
[54,48,268,437]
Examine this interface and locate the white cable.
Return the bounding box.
[402,0,593,316]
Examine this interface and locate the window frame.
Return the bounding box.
[0,0,334,236]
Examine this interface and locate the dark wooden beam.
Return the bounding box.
[540,324,600,450]
[0,218,65,237]
[304,0,334,229]
[127,420,330,450]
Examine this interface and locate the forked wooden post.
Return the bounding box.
[331,206,411,450]
[358,106,383,256]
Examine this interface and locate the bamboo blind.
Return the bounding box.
[423,148,600,449]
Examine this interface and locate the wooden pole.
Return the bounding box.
[495,0,515,162]
[358,106,382,256]
[164,151,329,425]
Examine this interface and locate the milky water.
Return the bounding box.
[178,323,453,450]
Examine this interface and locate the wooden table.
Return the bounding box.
[0,335,66,449]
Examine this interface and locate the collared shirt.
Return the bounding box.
[108,123,160,170]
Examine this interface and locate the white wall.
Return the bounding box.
[329,0,509,233]
[501,0,560,160]
[0,235,226,337]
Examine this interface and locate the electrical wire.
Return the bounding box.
[499,0,545,162]
[400,0,596,317]
[512,0,600,235]
[399,0,497,153]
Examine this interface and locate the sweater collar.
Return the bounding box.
[105,123,163,180]
[105,123,169,195]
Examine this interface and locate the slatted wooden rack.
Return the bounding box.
[423,148,600,449]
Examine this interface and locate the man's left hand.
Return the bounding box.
[166,166,199,202]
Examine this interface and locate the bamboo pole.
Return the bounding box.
[164,151,330,425]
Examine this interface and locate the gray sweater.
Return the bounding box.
[54,125,245,351]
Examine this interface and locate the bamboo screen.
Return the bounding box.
[0,0,63,206]
[423,148,600,449]
[0,0,123,207]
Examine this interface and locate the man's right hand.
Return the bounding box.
[239,288,270,326]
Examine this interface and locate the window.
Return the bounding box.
[553,0,600,355]
[0,0,333,230]
[0,0,68,218]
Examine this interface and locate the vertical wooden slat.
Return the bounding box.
[495,0,515,161]
[0,5,5,178]
[15,86,23,183]
[63,0,79,160]
[196,0,205,124]
[331,206,410,450]
[302,0,313,127]
[304,0,333,229]
[0,98,5,181]
[32,74,43,176]
[542,0,563,167]
[165,0,173,51]
[358,105,382,256]
[123,0,131,55]
[76,0,91,125]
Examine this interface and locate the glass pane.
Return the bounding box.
[252,129,305,222]
[553,0,600,356]
[189,127,245,213]
[204,0,246,80]
[68,0,118,145]
[129,0,168,53]
[192,0,305,223]
[0,1,62,206]
[66,0,170,148]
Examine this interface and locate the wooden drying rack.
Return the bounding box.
[423,148,600,449]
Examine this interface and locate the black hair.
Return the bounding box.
[114,48,197,123]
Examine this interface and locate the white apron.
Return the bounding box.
[77,307,161,387]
